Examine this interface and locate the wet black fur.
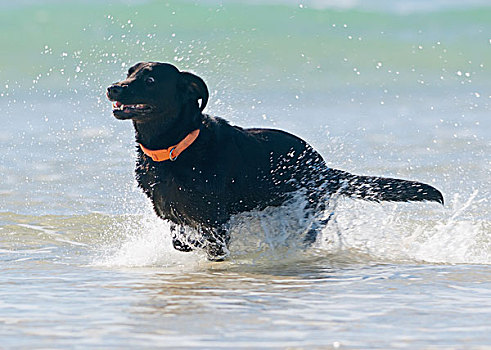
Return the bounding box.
[107,62,444,261]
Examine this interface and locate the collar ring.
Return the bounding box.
[169,147,178,161]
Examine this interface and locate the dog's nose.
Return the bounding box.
[107,85,124,99]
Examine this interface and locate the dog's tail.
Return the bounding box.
[324,168,444,204]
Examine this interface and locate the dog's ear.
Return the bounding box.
[127,62,144,77]
[180,72,209,112]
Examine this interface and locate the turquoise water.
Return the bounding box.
[1,1,490,348]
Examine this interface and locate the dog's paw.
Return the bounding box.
[172,238,195,252]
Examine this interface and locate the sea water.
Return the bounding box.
[0,0,490,348]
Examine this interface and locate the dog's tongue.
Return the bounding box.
[115,101,122,107]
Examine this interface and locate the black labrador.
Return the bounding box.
[107,62,443,261]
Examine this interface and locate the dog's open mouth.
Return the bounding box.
[112,101,153,119]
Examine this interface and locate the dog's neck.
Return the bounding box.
[133,103,203,150]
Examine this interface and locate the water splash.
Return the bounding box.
[226,195,315,263]
[406,190,489,264]
[316,190,490,264]
[93,210,205,268]
[93,188,489,268]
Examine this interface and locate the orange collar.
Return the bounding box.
[139,129,200,162]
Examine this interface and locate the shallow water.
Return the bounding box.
[1,0,490,349]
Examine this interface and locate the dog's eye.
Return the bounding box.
[145,77,155,85]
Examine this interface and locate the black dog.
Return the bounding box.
[107,62,443,261]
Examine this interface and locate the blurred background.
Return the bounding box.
[0,0,489,217]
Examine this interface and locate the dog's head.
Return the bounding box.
[106,62,208,122]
